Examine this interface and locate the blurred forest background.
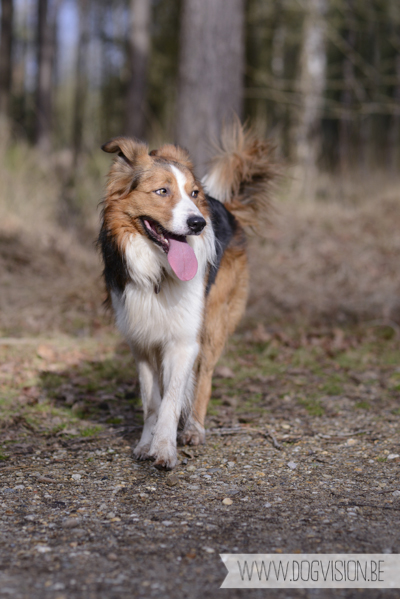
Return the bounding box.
[1,0,400,335]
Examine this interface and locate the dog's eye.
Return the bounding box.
[191,190,199,198]
[155,188,168,196]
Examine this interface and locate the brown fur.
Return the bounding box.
[101,138,209,239]
[149,144,194,171]
[205,120,277,231]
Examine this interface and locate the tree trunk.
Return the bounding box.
[175,0,245,176]
[72,0,90,168]
[271,12,286,153]
[294,0,327,193]
[35,0,57,152]
[0,0,14,120]
[339,0,356,172]
[389,37,400,172]
[126,0,151,139]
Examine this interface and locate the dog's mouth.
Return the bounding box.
[141,217,179,252]
[141,217,198,282]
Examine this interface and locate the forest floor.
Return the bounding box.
[1,190,400,599]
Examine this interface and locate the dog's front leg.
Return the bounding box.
[149,342,199,470]
[133,357,161,460]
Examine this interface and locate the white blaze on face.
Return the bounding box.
[170,164,202,235]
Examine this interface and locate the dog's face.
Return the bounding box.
[101,138,210,281]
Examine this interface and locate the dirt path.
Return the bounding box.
[1,325,400,599]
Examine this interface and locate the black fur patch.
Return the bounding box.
[206,194,241,294]
[98,222,129,297]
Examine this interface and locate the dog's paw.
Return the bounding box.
[149,439,177,470]
[178,420,206,446]
[133,442,152,461]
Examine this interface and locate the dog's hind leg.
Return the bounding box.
[133,357,162,460]
[179,247,249,446]
[178,315,230,446]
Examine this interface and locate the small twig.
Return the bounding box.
[346,429,372,436]
[208,426,283,450]
[264,431,283,450]
[208,426,249,436]
[36,476,57,484]
[319,430,372,439]
[180,449,194,459]
[318,430,373,443]
[0,464,34,472]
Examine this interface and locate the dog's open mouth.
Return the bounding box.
[141,217,198,281]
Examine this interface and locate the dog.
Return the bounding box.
[99,122,274,469]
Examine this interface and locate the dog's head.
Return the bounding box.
[101,138,210,282]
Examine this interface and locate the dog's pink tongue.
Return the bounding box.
[167,238,198,281]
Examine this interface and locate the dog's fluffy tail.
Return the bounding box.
[202,121,277,230]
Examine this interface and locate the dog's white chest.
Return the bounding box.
[111,277,204,350]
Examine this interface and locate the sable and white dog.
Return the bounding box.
[99,123,274,469]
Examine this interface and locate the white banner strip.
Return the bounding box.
[220,554,400,589]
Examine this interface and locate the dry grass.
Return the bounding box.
[0,130,59,233]
[247,171,400,326]
[0,123,110,235]
[0,132,108,336]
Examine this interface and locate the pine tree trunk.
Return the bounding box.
[294,0,327,193]
[271,13,286,152]
[126,0,151,139]
[0,0,14,120]
[339,0,356,172]
[389,41,400,172]
[72,0,90,168]
[35,0,57,152]
[175,0,245,176]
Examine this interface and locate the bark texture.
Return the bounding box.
[294,0,327,191]
[72,0,90,167]
[35,0,57,152]
[389,31,400,172]
[0,0,14,119]
[175,0,245,176]
[126,0,151,139]
[339,0,359,172]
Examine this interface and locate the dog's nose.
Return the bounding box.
[187,214,206,234]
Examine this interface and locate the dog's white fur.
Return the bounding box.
[110,166,216,469]
[170,165,203,234]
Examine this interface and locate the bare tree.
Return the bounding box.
[338,0,356,172]
[388,22,400,172]
[72,0,90,168]
[294,0,327,192]
[126,0,151,139]
[0,0,14,120]
[271,7,287,150]
[175,0,245,176]
[35,0,58,152]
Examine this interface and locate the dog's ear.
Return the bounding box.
[150,144,193,170]
[101,137,148,164]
